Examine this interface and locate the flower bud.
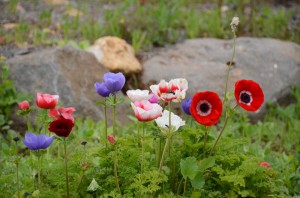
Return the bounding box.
[18,100,30,110]
[13,137,20,142]
[107,135,116,144]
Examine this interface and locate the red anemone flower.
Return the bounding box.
[36,93,59,109]
[258,161,271,169]
[48,118,74,137]
[49,107,76,123]
[18,100,30,110]
[234,79,264,112]
[190,91,222,126]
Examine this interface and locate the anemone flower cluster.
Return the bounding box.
[94,72,126,97]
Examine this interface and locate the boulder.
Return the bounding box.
[6,46,130,125]
[141,37,300,119]
[86,36,142,75]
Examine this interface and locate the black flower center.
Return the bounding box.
[240,92,251,104]
[167,90,175,95]
[200,103,210,113]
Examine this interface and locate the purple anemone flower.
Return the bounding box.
[181,98,192,115]
[94,72,126,97]
[94,82,111,97]
[23,132,54,150]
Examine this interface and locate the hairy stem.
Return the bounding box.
[209,115,229,156]
[104,98,108,148]
[26,114,31,131]
[38,150,41,189]
[223,33,237,104]
[159,137,171,172]
[16,161,20,198]
[113,156,121,193]
[168,102,172,157]
[63,138,70,198]
[203,129,208,158]
[141,122,145,173]
[16,141,20,198]
[113,94,117,136]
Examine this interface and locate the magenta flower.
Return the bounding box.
[94,72,125,97]
[148,92,158,103]
[23,132,54,150]
[131,100,163,122]
[181,98,192,115]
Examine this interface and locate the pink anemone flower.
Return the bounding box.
[150,78,188,103]
[131,100,163,122]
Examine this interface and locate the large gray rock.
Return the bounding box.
[142,37,300,118]
[6,46,129,124]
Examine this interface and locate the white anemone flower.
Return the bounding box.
[126,89,152,102]
[155,110,185,134]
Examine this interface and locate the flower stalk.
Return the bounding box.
[209,114,229,156]
[37,150,41,189]
[141,122,145,173]
[159,136,171,172]
[223,20,238,104]
[113,94,117,136]
[113,155,121,193]
[203,127,209,158]
[14,138,20,198]
[63,138,70,198]
[104,98,108,147]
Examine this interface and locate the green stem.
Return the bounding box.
[184,178,187,194]
[16,140,20,198]
[26,114,30,131]
[203,129,208,159]
[159,137,171,172]
[223,33,237,104]
[38,150,41,189]
[104,98,108,148]
[43,109,48,135]
[168,102,172,134]
[141,122,145,173]
[113,155,121,193]
[63,138,70,198]
[76,169,85,195]
[113,94,117,136]
[177,177,184,194]
[16,161,20,198]
[209,115,229,156]
[84,145,86,163]
[137,121,140,137]
[168,102,172,157]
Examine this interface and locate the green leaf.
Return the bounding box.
[180,157,199,179]
[96,100,106,107]
[199,156,215,171]
[191,191,201,198]
[191,171,205,190]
